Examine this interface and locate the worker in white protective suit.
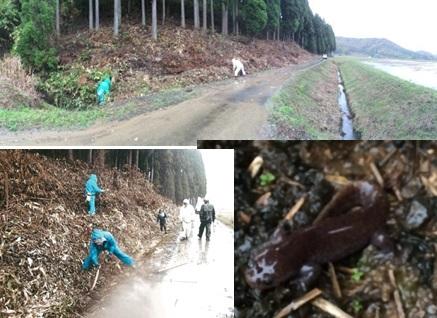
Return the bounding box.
[179,199,195,240]
[232,58,246,77]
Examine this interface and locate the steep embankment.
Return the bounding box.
[58,22,314,98]
[0,151,178,317]
[336,58,437,139]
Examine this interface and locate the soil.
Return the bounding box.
[0,59,322,146]
[199,141,437,318]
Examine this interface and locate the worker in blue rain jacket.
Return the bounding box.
[96,76,112,105]
[85,174,105,216]
[83,229,134,270]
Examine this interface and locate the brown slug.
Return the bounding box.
[244,181,391,290]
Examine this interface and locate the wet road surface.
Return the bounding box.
[0,59,321,146]
[84,220,234,318]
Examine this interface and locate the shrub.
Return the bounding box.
[13,0,58,72]
[39,67,112,109]
[0,55,40,108]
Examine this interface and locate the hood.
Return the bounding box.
[91,229,106,242]
[89,174,97,182]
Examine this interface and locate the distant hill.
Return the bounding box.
[335,37,437,60]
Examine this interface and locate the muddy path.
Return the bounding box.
[0,59,321,146]
[81,220,234,318]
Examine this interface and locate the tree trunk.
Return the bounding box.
[222,1,228,35]
[97,150,105,168]
[114,150,119,169]
[210,0,214,33]
[114,0,119,36]
[95,0,100,30]
[56,0,60,37]
[68,150,74,162]
[277,23,280,41]
[194,0,200,29]
[128,0,132,17]
[232,0,235,34]
[181,0,186,28]
[89,0,94,30]
[88,150,93,164]
[118,0,122,28]
[152,0,158,39]
[141,0,146,26]
[202,0,207,32]
[128,150,133,167]
[162,0,166,25]
[135,150,140,168]
[235,1,239,36]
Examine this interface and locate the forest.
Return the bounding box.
[29,149,207,203]
[0,0,335,72]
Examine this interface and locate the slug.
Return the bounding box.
[244,181,390,290]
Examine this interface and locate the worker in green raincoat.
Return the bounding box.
[96,76,112,105]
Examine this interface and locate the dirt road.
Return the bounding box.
[1,60,321,146]
[82,220,234,318]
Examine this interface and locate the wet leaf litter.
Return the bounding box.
[233,141,437,318]
[0,151,179,317]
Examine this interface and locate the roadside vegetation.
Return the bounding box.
[268,60,340,139]
[336,57,437,139]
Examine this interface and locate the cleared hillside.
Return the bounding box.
[0,151,179,316]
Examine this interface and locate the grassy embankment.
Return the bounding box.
[0,88,195,131]
[268,60,341,139]
[336,57,437,139]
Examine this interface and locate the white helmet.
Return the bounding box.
[203,196,209,202]
[183,199,189,204]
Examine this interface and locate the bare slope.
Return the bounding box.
[58,22,314,100]
[0,151,178,317]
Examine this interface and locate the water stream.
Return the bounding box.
[337,71,356,140]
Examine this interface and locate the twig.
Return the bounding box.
[239,212,252,224]
[311,297,353,318]
[370,162,384,187]
[278,176,305,189]
[388,269,405,318]
[325,175,350,186]
[336,266,355,275]
[273,288,322,318]
[4,172,9,209]
[379,148,398,167]
[248,156,263,178]
[284,195,306,221]
[91,267,100,291]
[328,263,342,298]
[392,185,403,202]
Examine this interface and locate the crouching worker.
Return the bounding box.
[83,229,134,270]
[85,174,105,216]
[232,58,246,77]
[96,76,112,105]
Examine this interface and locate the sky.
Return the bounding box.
[199,150,234,213]
[309,0,437,54]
